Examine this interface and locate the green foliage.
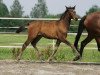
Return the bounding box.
[30,0,48,18]
[10,0,24,17]
[45,13,61,18]
[0,0,9,17]
[70,20,79,33]
[0,0,9,27]
[86,5,100,15]
[6,0,29,28]
[45,14,58,18]
[0,0,28,29]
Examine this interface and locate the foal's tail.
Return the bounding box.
[16,23,30,33]
[74,16,87,50]
[16,26,25,33]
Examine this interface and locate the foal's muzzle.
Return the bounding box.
[75,17,78,21]
[74,16,78,21]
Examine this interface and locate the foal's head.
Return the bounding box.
[65,6,78,21]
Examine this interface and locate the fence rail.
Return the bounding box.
[0,17,81,20]
[0,32,95,50]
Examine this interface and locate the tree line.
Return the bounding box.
[0,0,100,32]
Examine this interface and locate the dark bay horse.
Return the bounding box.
[16,6,80,62]
[74,12,100,60]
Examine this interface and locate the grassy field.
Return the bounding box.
[0,33,100,62]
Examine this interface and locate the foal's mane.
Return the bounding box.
[59,7,75,20]
[60,10,68,20]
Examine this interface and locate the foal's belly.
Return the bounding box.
[39,32,58,39]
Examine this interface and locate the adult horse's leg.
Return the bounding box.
[80,35,94,57]
[47,40,61,62]
[95,37,100,52]
[74,16,86,50]
[31,36,42,59]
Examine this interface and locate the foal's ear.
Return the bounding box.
[65,6,68,9]
[73,5,76,9]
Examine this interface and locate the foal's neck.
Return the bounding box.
[60,13,71,26]
[64,16,71,25]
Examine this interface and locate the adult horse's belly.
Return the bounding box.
[86,26,100,36]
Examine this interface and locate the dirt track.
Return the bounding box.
[0,60,100,75]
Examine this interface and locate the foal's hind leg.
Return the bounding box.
[47,40,61,62]
[31,36,42,60]
[17,37,32,61]
[17,34,38,61]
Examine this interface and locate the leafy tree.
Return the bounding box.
[0,0,9,29]
[0,0,9,17]
[10,0,24,17]
[30,0,48,18]
[8,0,25,29]
[86,5,100,15]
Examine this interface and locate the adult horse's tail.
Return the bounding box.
[74,16,86,50]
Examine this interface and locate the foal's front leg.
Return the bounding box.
[61,38,80,61]
[47,40,61,62]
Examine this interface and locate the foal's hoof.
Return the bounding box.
[46,59,52,63]
[15,59,20,63]
[73,55,81,61]
[16,56,21,62]
[16,59,20,63]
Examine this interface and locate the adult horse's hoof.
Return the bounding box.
[73,55,81,61]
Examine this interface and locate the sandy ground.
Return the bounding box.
[0,60,100,75]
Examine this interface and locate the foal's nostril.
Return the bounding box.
[73,17,78,21]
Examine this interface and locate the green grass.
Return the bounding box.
[0,34,99,62]
[0,34,53,46]
[0,47,100,62]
